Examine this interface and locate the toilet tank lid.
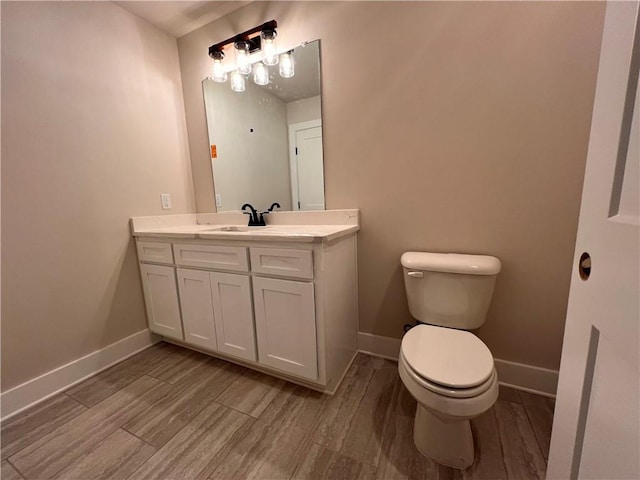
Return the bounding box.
[401,252,501,275]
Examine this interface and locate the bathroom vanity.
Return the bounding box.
[131,210,359,393]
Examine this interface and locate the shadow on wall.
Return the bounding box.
[95,237,148,347]
[368,264,413,338]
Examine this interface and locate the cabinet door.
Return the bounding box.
[210,272,256,361]
[140,264,183,340]
[176,268,217,350]
[252,277,317,380]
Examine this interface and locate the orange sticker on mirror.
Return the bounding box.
[211,145,217,158]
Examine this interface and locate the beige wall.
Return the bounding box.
[178,1,605,371]
[1,2,194,390]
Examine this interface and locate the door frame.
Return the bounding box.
[288,119,322,210]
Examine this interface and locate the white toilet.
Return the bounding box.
[398,251,501,469]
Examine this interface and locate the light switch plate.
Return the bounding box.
[161,193,172,210]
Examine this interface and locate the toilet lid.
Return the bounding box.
[401,324,494,388]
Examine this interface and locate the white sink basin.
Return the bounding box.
[199,225,312,237]
[204,225,268,232]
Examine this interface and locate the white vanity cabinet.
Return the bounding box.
[253,276,317,379]
[176,268,217,350]
[134,231,358,394]
[209,271,256,361]
[176,267,256,360]
[139,263,183,341]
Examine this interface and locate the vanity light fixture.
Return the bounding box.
[253,62,269,86]
[210,50,227,83]
[260,28,279,66]
[230,70,246,92]
[207,20,295,92]
[234,40,251,75]
[279,50,295,78]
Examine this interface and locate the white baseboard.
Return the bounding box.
[357,331,402,360]
[493,359,558,398]
[1,329,161,421]
[357,331,558,397]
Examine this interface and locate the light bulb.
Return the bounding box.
[279,50,294,78]
[253,62,269,86]
[230,70,246,92]
[234,41,251,75]
[211,51,227,83]
[261,30,278,66]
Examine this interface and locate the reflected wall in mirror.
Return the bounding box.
[203,40,325,212]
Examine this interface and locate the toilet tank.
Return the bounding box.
[400,252,501,330]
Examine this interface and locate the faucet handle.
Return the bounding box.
[267,202,281,212]
[241,203,257,214]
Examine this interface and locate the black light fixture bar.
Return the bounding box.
[208,20,277,58]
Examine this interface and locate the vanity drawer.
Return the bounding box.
[250,248,313,280]
[173,244,248,272]
[137,241,174,265]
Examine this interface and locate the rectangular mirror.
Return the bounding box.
[203,40,324,212]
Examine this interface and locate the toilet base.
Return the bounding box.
[413,404,475,469]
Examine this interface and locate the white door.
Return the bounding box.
[210,272,256,362]
[252,276,318,380]
[140,264,183,340]
[176,268,217,350]
[289,120,325,210]
[547,3,640,479]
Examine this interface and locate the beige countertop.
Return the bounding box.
[132,223,359,243]
[130,210,360,243]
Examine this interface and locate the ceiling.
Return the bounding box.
[258,42,321,103]
[114,1,249,38]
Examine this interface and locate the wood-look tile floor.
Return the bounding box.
[1,342,555,480]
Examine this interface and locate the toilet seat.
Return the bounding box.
[401,324,495,393]
[400,350,496,398]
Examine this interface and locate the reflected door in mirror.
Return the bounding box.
[290,120,324,210]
